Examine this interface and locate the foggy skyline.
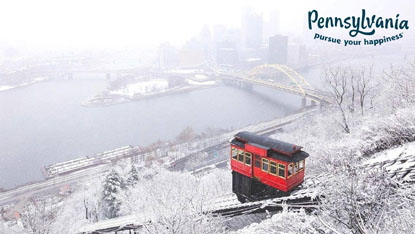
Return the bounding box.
[0,0,412,50]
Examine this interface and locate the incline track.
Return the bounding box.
[206,177,321,217]
[369,153,415,182]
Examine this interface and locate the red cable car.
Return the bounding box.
[230,131,309,203]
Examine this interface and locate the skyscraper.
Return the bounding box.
[264,10,280,44]
[241,8,263,49]
[213,25,241,66]
[158,43,178,69]
[268,34,288,64]
[216,41,238,66]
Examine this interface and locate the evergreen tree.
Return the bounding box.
[127,165,140,186]
[102,169,123,219]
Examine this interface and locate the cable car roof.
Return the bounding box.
[235,131,302,154]
[232,131,309,161]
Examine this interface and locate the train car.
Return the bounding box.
[230,131,309,202]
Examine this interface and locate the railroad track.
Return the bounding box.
[369,153,415,182]
[205,177,321,217]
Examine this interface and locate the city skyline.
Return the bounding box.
[0,0,411,50]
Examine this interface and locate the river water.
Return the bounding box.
[0,75,303,189]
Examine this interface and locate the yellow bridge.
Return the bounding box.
[219,64,332,105]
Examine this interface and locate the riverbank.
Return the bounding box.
[82,79,219,107]
[0,77,48,92]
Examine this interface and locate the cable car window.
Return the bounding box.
[244,152,252,166]
[288,163,293,177]
[299,160,304,170]
[254,154,260,168]
[255,159,260,168]
[278,164,286,178]
[262,158,269,172]
[238,149,244,162]
[294,162,298,174]
[231,148,238,160]
[270,161,277,175]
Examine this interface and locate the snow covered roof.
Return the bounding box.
[77,215,142,234]
[235,131,302,155]
[245,58,262,62]
[232,131,309,162]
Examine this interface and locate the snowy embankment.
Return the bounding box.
[84,76,217,107]
[0,85,14,91]
[109,76,215,98]
[186,79,215,86]
[0,77,47,92]
[109,79,169,97]
[367,141,415,165]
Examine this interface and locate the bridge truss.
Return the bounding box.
[227,64,332,104]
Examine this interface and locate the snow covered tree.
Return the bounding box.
[0,217,6,234]
[21,197,59,234]
[324,65,352,133]
[324,65,376,133]
[118,168,230,234]
[47,177,104,234]
[355,66,375,116]
[126,164,140,186]
[236,208,325,234]
[382,60,415,111]
[315,150,415,234]
[101,169,123,219]
[176,126,198,143]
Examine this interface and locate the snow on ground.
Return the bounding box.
[109,77,216,98]
[194,74,208,80]
[168,69,202,74]
[77,215,142,233]
[186,79,215,86]
[233,209,322,234]
[0,76,47,92]
[33,77,46,82]
[110,79,169,97]
[0,86,13,91]
[366,141,415,165]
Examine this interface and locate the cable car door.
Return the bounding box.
[253,154,261,179]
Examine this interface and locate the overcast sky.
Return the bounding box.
[0,0,411,49]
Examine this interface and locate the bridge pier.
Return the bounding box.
[231,80,253,90]
[243,83,253,90]
[67,73,73,80]
[302,98,319,108]
[302,97,307,108]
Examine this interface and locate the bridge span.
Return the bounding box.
[215,64,332,105]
